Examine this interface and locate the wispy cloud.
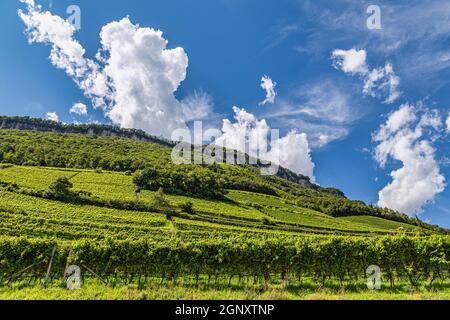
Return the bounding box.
[181,91,215,122]
[294,0,450,88]
[262,80,359,148]
[446,112,450,132]
[263,23,300,50]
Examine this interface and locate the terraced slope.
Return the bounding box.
[0,165,421,235]
[0,123,445,234]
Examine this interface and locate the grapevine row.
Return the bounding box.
[1,235,449,288]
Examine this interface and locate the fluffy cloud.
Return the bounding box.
[19,0,189,138]
[332,48,401,104]
[259,75,277,105]
[373,104,445,215]
[215,107,315,181]
[269,131,315,180]
[70,102,88,116]
[18,1,87,77]
[18,0,107,108]
[332,49,368,74]
[99,18,189,137]
[46,112,59,122]
[216,107,270,159]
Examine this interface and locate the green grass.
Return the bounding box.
[2,279,449,300]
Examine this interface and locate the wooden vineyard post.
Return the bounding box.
[44,246,57,288]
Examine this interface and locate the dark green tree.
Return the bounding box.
[133,167,160,190]
[180,201,195,215]
[49,176,73,196]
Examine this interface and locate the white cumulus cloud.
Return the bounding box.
[332,49,368,75]
[98,18,189,137]
[215,107,315,181]
[19,0,191,138]
[46,112,59,122]
[18,0,108,108]
[332,48,401,104]
[259,75,277,106]
[269,130,315,180]
[373,104,445,215]
[70,102,88,116]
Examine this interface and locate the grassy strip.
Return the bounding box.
[1,279,450,300]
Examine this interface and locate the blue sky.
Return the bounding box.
[2,0,450,227]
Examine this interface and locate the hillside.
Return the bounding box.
[1,116,450,299]
[0,165,423,236]
[0,116,445,233]
[0,116,316,188]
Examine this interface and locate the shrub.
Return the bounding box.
[180,201,195,215]
[262,218,276,226]
[152,188,170,209]
[166,212,175,221]
[133,166,226,199]
[49,176,73,196]
[252,203,263,210]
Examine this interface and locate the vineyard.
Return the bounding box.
[0,166,423,235]
[1,235,450,292]
[0,124,449,299]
